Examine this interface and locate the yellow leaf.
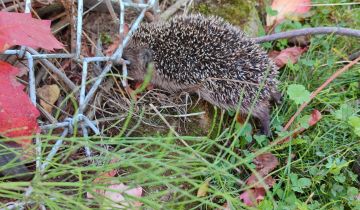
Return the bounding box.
[37,84,60,113]
[197,178,211,197]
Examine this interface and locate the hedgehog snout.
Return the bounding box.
[122,46,153,81]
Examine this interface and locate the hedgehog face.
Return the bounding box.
[123,45,153,81]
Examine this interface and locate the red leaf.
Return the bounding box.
[267,0,311,26]
[281,109,322,143]
[247,175,276,189]
[239,188,266,206]
[0,12,63,52]
[308,109,322,126]
[271,47,307,68]
[239,153,279,206]
[245,153,278,192]
[293,109,322,135]
[0,61,39,146]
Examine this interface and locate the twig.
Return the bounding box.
[104,0,118,22]
[283,55,360,131]
[1,2,25,12]
[161,112,205,118]
[349,51,360,61]
[253,27,360,43]
[27,48,77,91]
[160,0,189,20]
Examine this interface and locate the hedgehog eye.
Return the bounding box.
[122,54,129,62]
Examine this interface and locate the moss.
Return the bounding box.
[195,0,257,27]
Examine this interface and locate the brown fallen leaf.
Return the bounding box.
[266,0,311,27]
[239,153,279,206]
[198,107,211,132]
[270,47,308,68]
[222,202,230,210]
[105,35,121,56]
[93,158,119,183]
[37,84,60,113]
[253,152,279,175]
[104,24,129,56]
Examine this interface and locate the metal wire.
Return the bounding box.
[0,0,158,208]
[75,0,83,59]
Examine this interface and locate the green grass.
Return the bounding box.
[1,0,360,209]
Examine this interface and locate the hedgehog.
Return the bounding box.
[122,14,281,136]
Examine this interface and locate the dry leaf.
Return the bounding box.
[308,109,322,127]
[221,202,231,210]
[37,84,60,113]
[239,153,279,206]
[87,158,142,209]
[247,175,276,189]
[270,47,307,68]
[266,0,311,26]
[198,109,211,131]
[87,183,143,209]
[253,153,279,175]
[104,24,129,56]
[239,188,266,206]
[104,35,121,56]
[93,158,120,183]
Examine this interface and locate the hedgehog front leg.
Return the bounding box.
[252,103,271,137]
[271,91,282,105]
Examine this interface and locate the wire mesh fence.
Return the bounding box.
[1,1,159,208]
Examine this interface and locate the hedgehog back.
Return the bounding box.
[130,15,278,109]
